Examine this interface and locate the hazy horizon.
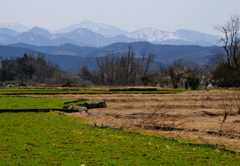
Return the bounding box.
[1,0,240,35]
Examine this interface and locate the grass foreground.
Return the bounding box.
[0,112,239,166]
[0,96,75,109]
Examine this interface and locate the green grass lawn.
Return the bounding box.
[0,96,75,109]
[0,112,239,166]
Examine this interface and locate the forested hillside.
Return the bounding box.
[0,42,218,72]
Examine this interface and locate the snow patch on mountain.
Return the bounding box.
[56,20,127,37]
[0,20,221,46]
[125,28,178,42]
[173,29,220,43]
[124,28,220,45]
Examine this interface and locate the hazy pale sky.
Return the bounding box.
[0,0,239,35]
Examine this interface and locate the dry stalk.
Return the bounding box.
[232,88,240,114]
[220,110,228,131]
[141,106,161,125]
[140,104,184,130]
[201,90,205,108]
[219,91,234,131]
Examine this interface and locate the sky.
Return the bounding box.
[0,0,240,35]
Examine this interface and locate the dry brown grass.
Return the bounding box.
[34,89,240,149]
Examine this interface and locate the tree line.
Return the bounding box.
[0,53,79,86]
[79,15,240,89]
[0,15,239,89]
[78,47,205,89]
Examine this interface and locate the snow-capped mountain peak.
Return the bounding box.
[0,21,221,46]
[173,29,220,42]
[56,20,127,37]
[123,28,220,45]
[124,27,175,42]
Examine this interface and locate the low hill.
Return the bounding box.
[1,42,219,72]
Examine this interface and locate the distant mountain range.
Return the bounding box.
[0,42,219,72]
[0,23,29,32]
[0,21,221,72]
[56,20,127,37]
[0,20,221,47]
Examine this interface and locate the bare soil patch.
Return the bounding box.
[35,90,240,149]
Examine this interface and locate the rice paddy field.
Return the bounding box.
[0,88,239,165]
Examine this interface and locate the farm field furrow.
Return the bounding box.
[33,90,240,150]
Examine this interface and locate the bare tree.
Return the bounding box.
[211,15,240,87]
[140,51,156,86]
[121,46,140,85]
[159,59,187,88]
[95,46,157,86]
[215,14,240,68]
[96,56,105,85]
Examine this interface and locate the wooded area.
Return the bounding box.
[0,15,239,88]
[0,53,78,86]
